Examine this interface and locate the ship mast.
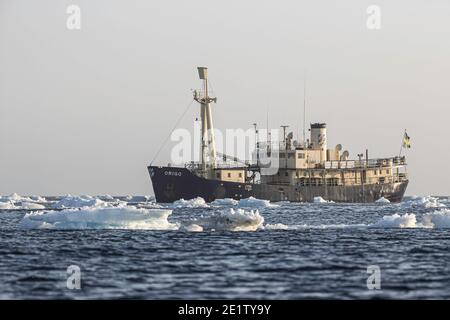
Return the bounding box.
[194,67,217,172]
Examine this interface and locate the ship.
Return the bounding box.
[148,67,408,203]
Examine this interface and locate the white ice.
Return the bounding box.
[210,198,239,206]
[237,197,279,208]
[422,209,450,228]
[369,213,417,228]
[401,196,445,209]
[53,195,110,209]
[313,196,334,203]
[19,206,177,230]
[172,197,210,208]
[375,197,391,204]
[184,208,264,231]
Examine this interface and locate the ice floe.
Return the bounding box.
[0,201,17,210]
[0,199,45,210]
[422,209,450,228]
[0,193,36,203]
[264,223,290,230]
[53,195,109,209]
[237,197,278,208]
[184,208,264,231]
[20,202,46,210]
[369,213,417,228]
[96,194,115,201]
[369,209,450,229]
[172,197,210,208]
[313,196,334,203]
[401,196,445,209]
[124,195,153,203]
[29,195,47,203]
[375,197,391,204]
[210,198,239,206]
[19,206,177,230]
[180,224,204,232]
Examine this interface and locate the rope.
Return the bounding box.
[149,99,195,166]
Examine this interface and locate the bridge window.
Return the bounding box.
[297,153,305,159]
[326,178,338,186]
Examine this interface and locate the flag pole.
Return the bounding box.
[398,129,406,157]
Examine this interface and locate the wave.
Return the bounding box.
[183,208,264,232]
[19,206,177,230]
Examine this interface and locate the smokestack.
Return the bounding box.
[310,123,327,163]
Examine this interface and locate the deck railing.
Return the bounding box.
[324,156,406,169]
[186,156,406,171]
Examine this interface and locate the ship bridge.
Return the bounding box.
[257,123,408,187]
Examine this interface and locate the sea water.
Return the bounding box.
[1,194,450,299]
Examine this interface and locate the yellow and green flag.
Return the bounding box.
[402,131,411,149]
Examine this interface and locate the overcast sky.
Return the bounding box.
[1,0,449,196]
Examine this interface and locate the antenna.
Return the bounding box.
[280,125,289,150]
[266,107,269,142]
[303,72,306,145]
[253,123,259,165]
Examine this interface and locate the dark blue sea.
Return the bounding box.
[1,194,449,299]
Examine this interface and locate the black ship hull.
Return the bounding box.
[148,166,408,203]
